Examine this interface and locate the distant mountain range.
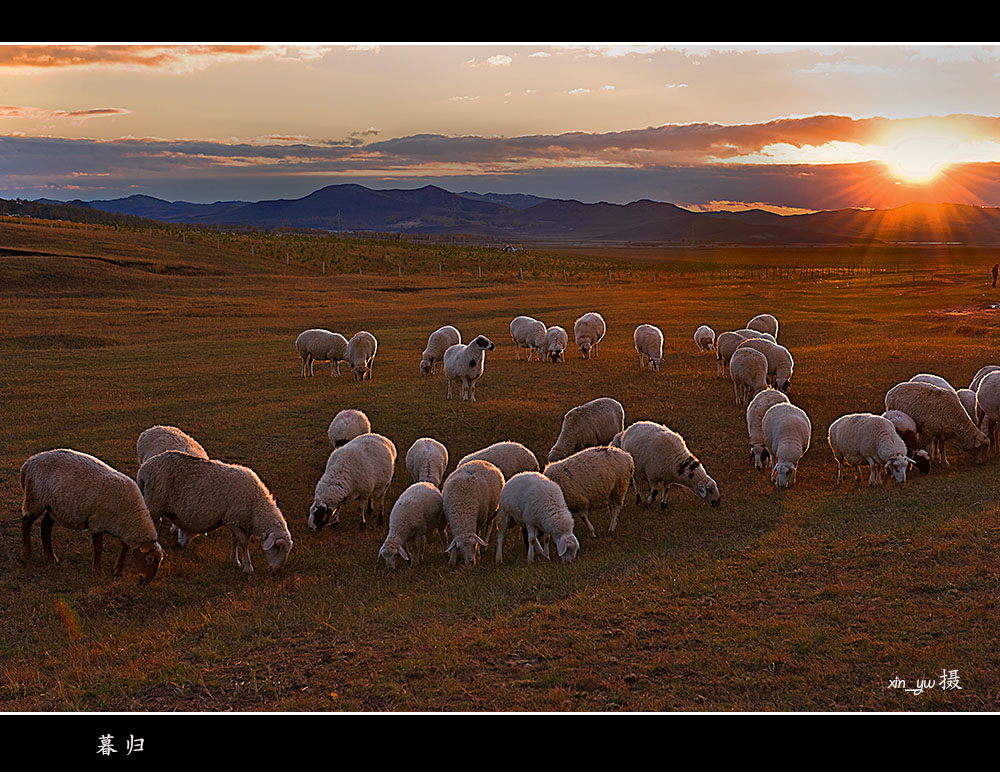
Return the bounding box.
[37,184,1000,246]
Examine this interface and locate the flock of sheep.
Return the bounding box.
[18,305,1000,583]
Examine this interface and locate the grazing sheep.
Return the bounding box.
[881,410,932,475]
[543,326,569,362]
[421,325,461,376]
[735,338,794,392]
[328,409,371,449]
[970,365,1000,392]
[761,403,811,488]
[694,325,716,352]
[746,388,791,469]
[732,328,777,343]
[510,316,547,361]
[729,347,769,405]
[347,330,378,381]
[20,449,164,583]
[634,324,664,371]
[547,397,625,463]
[910,373,955,391]
[405,437,449,488]
[442,459,505,566]
[827,413,915,485]
[956,388,980,423]
[714,331,745,377]
[137,450,292,574]
[378,482,446,570]
[747,314,779,340]
[543,445,634,537]
[443,335,496,401]
[885,381,990,467]
[619,421,721,509]
[308,433,397,531]
[458,441,539,481]
[495,472,580,564]
[974,371,1000,451]
[573,312,606,359]
[136,424,209,549]
[296,329,350,377]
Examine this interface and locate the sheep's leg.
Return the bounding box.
[91,532,104,576]
[301,356,308,377]
[608,501,622,534]
[231,528,253,573]
[645,477,659,508]
[470,380,477,402]
[494,515,507,565]
[40,512,58,563]
[577,508,597,538]
[526,526,539,563]
[376,486,389,527]
[867,460,878,486]
[359,498,372,530]
[114,540,129,576]
[20,507,43,561]
[659,483,669,509]
[835,458,843,485]
[447,378,453,400]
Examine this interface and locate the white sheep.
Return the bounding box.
[510,315,547,361]
[910,373,955,391]
[729,347,769,405]
[328,409,372,448]
[747,314,779,340]
[970,365,1000,392]
[827,413,915,485]
[694,325,716,353]
[732,328,776,343]
[137,450,292,574]
[956,388,979,424]
[761,403,811,488]
[714,331,744,377]
[421,325,461,376]
[443,335,496,401]
[543,445,634,537]
[495,471,580,564]
[881,409,932,475]
[442,459,505,566]
[378,482,446,570]
[543,326,569,362]
[308,433,397,530]
[547,397,625,462]
[20,449,165,583]
[458,441,539,481]
[347,330,378,381]
[735,338,794,392]
[974,371,1000,451]
[573,312,606,359]
[296,329,350,377]
[746,388,790,469]
[885,381,990,467]
[405,437,449,488]
[633,324,664,371]
[619,421,721,508]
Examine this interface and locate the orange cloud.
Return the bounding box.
[0,45,328,73]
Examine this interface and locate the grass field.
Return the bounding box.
[2,221,1000,712]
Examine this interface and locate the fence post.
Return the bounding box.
[478,265,482,279]
[322,262,326,274]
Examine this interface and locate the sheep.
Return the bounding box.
[970,365,1000,392]
[885,381,990,467]
[458,441,539,480]
[442,459,505,566]
[296,329,350,377]
[378,482,446,570]
[543,326,569,363]
[732,328,777,343]
[347,330,378,381]
[729,347,769,405]
[547,397,625,462]
[495,472,580,564]
[910,373,955,391]
[714,331,745,377]
[974,371,1000,451]
[747,314,779,340]
[328,409,371,448]
[405,437,449,488]
[761,403,811,488]
[881,409,932,475]
[573,312,606,359]
[444,335,496,402]
[956,388,979,424]
[543,445,634,537]
[694,325,716,353]
[619,421,721,508]
[746,388,791,469]
[633,324,664,371]
[308,433,397,531]
[827,413,916,485]
[20,449,165,583]
[137,450,292,574]
[735,338,794,392]
[420,325,461,376]
[510,316,547,361]
[136,425,210,549]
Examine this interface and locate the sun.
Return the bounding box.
[879,134,958,184]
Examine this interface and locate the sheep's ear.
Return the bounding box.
[475,535,488,547]
[445,538,457,553]
[397,545,410,562]
[262,533,276,551]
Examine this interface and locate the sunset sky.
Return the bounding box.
[4,43,1000,213]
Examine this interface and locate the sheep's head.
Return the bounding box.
[133,541,164,584]
[649,356,662,371]
[308,501,338,531]
[379,541,410,570]
[885,456,909,484]
[556,533,580,563]
[419,358,432,376]
[579,341,592,359]
[261,530,293,572]
[779,377,792,393]
[912,450,931,475]
[973,435,991,464]
[473,336,495,351]
[696,477,721,507]
[771,461,797,488]
[446,533,487,566]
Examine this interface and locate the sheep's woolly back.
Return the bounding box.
[328,409,372,448]
[422,326,461,373]
[458,441,538,480]
[634,324,664,368]
[544,326,569,361]
[975,371,1000,422]
[747,314,779,339]
[347,331,378,378]
[543,445,634,526]
[910,373,955,391]
[137,425,208,465]
[694,325,715,351]
[956,388,978,422]
[138,450,290,540]
[828,413,907,465]
[730,347,768,404]
[762,403,812,465]
[715,331,745,370]
[732,328,776,343]
[380,482,445,563]
[548,397,625,461]
[510,316,547,357]
[443,336,495,388]
[22,449,158,547]
[498,471,575,537]
[747,388,791,447]
[970,365,1000,391]
[620,421,719,502]
[442,459,505,538]
[313,433,397,510]
[406,437,449,487]
[573,312,606,357]
[296,329,349,360]
[735,338,794,388]
[885,381,988,457]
